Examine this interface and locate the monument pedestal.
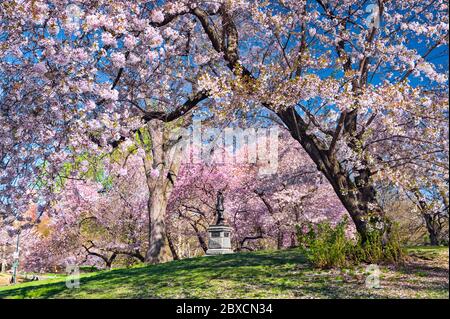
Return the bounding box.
[206,225,233,255]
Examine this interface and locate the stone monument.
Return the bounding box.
[206,191,234,255]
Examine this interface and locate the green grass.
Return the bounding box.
[406,246,448,260]
[0,247,448,299]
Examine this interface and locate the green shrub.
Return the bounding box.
[296,219,353,268]
[296,218,403,269]
[352,223,403,264]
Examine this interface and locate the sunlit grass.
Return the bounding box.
[0,247,447,299]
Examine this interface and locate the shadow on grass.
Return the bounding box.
[1,248,447,299]
[0,249,308,299]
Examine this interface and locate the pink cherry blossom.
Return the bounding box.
[150,10,165,24]
[111,52,126,68]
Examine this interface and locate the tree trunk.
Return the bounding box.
[146,185,172,264]
[290,232,297,248]
[144,120,184,264]
[1,245,6,273]
[277,107,391,242]
[190,223,208,253]
[328,167,390,243]
[166,231,180,260]
[277,225,284,250]
[413,188,443,246]
[105,253,117,270]
[423,213,440,246]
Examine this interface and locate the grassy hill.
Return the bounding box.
[0,247,448,299]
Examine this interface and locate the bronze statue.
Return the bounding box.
[215,190,225,225]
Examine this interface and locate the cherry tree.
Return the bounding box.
[168,132,348,253]
[399,157,449,245]
[177,0,448,242]
[0,0,205,235]
[1,0,448,254]
[371,88,449,245]
[23,153,149,271]
[167,162,227,255]
[407,185,449,245]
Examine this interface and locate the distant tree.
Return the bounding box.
[23,154,148,271]
[168,132,348,254]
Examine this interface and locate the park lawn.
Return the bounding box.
[0,247,448,299]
